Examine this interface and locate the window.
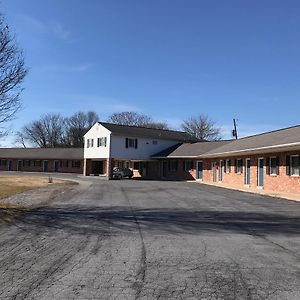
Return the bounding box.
[97,137,107,147]
[152,140,158,145]
[290,155,300,176]
[169,160,178,171]
[34,160,41,167]
[184,160,194,171]
[0,159,7,166]
[24,160,31,167]
[91,139,94,147]
[270,156,278,175]
[236,159,243,174]
[72,160,81,168]
[225,160,231,173]
[125,138,138,149]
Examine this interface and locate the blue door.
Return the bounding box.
[246,159,251,185]
[197,161,203,180]
[213,163,217,182]
[258,158,264,187]
[219,161,223,181]
[43,161,48,172]
[8,160,12,171]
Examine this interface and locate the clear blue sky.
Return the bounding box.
[1,0,300,145]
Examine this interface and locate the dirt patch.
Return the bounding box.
[0,176,75,203]
[0,176,78,224]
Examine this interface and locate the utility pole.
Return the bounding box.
[232,118,238,139]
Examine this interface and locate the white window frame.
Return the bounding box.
[270,156,277,176]
[290,155,300,177]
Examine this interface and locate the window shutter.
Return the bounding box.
[266,157,270,175]
[125,138,129,148]
[168,161,171,171]
[175,161,178,171]
[191,161,194,170]
[234,159,237,173]
[286,155,290,176]
[276,156,280,175]
[104,137,107,147]
[135,139,138,149]
[240,159,243,173]
[229,160,232,173]
[183,161,186,171]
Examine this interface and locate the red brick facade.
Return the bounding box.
[0,158,83,174]
[156,151,299,196]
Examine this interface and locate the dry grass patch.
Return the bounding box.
[0,176,75,202]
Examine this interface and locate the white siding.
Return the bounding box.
[84,123,111,159]
[110,135,179,160]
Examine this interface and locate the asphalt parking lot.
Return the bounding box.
[0,175,299,299]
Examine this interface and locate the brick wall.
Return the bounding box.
[0,158,83,174]
[202,151,300,195]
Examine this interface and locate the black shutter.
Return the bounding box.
[135,139,138,149]
[229,160,232,173]
[168,160,171,171]
[240,159,243,173]
[125,138,129,148]
[266,157,270,175]
[276,156,280,175]
[183,160,186,171]
[286,155,290,176]
[175,160,178,171]
[191,160,194,170]
[234,159,237,173]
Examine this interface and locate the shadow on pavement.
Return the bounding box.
[5,205,300,236]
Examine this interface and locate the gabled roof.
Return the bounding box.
[0,148,83,160]
[99,122,197,142]
[152,140,232,158]
[203,124,300,157]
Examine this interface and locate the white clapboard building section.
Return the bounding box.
[83,122,195,178]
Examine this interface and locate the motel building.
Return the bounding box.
[0,122,299,198]
[83,122,196,178]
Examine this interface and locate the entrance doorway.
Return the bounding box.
[54,160,60,172]
[197,161,203,180]
[92,161,104,175]
[219,160,224,182]
[43,160,48,172]
[258,158,264,187]
[17,160,22,171]
[213,162,217,182]
[245,159,251,185]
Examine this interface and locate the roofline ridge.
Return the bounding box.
[235,124,300,141]
[98,121,189,135]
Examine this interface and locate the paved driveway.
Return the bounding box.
[0,177,299,299]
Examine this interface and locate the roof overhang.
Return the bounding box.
[202,142,300,158]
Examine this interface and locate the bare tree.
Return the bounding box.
[107,111,169,129]
[16,111,99,148]
[0,14,27,134]
[17,114,66,148]
[65,111,99,147]
[181,114,222,141]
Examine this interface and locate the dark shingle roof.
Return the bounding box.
[99,122,197,142]
[152,141,232,158]
[0,148,83,160]
[203,125,300,157]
